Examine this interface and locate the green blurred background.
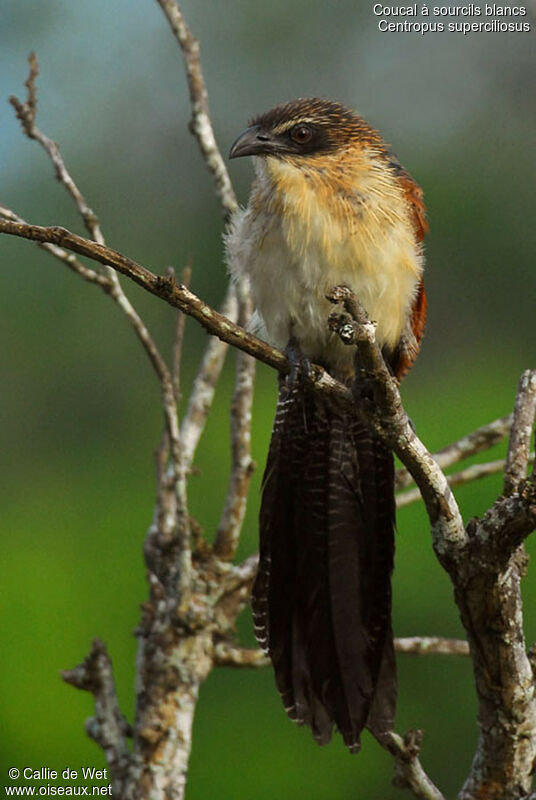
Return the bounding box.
[1,1,534,797]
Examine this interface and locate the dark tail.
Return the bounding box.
[252,385,396,752]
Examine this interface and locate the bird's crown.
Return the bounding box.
[230,97,386,160]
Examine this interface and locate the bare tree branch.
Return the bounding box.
[10,53,106,243]
[0,218,353,406]
[212,634,467,800]
[125,615,213,800]
[397,458,516,509]
[328,287,536,800]
[472,481,536,562]
[214,637,470,669]
[171,262,192,400]
[109,8,257,788]
[504,370,536,496]
[213,284,256,560]
[62,639,132,795]
[213,642,269,668]
[327,286,467,558]
[154,0,257,507]
[0,207,517,528]
[394,637,469,656]
[213,347,256,559]
[179,286,239,468]
[0,204,109,287]
[378,730,446,800]
[9,55,191,592]
[154,0,238,221]
[8,57,183,496]
[225,554,259,596]
[395,414,513,491]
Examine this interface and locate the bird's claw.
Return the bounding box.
[352,366,374,403]
[282,339,313,393]
[328,310,357,346]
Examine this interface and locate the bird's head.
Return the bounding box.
[229,98,385,162]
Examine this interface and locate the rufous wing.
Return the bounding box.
[388,160,428,379]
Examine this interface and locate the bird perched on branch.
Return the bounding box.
[226,98,427,752]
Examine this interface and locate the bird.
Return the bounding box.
[226,98,427,753]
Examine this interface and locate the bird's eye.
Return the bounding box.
[290,124,313,145]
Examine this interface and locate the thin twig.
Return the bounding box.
[504,370,536,496]
[396,458,516,509]
[224,553,259,596]
[213,285,256,560]
[154,0,238,221]
[394,636,469,656]
[62,639,132,794]
[213,346,256,559]
[213,642,269,668]
[10,55,106,245]
[471,479,536,564]
[9,57,181,463]
[179,285,239,470]
[377,730,446,800]
[9,56,190,587]
[155,0,257,492]
[0,205,109,287]
[395,414,513,490]
[0,217,355,407]
[152,0,254,576]
[4,17,535,800]
[1,220,183,484]
[12,63,177,438]
[171,261,192,400]
[214,636,469,668]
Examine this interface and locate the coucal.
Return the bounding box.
[226,98,427,752]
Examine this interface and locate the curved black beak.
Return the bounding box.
[229,125,275,159]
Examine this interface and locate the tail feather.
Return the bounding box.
[366,622,397,736]
[253,387,303,719]
[327,414,376,749]
[293,404,339,740]
[252,385,396,752]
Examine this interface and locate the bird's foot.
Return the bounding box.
[327,309,358,346]
[282,338,313,394]
[352,366,374,403]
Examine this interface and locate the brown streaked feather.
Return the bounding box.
[388,159,428,378]
[399,175,428,242]
[327,414,396,748]
[390,159,429,243]
[253,385,305,721]
[366,621,398,734]
[253,385,396,752]
[390,278,427,380]
[410,278,427,349]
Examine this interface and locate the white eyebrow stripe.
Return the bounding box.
[273,118,316,133]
